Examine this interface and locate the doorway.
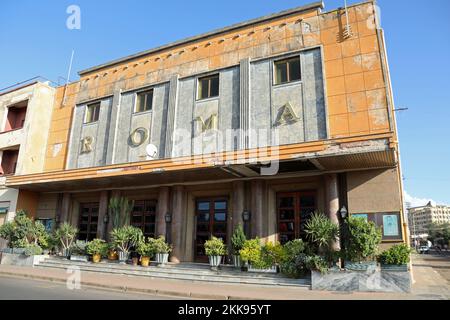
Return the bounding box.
[78,203,99,241]
[195,197,228,262]
[277,191,316,244]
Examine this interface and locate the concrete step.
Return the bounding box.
[37,257,310,287]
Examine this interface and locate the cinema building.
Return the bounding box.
[5,1,408,262]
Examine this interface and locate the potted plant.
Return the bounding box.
[136,238,154,267]
[54,223,78,258]
[86,238,108,263]
[204,236,226,270]
[260,241,285,273]
[152,236,172,265]
[239,238,264,271]
[378,243,411,271]
[343,216,382,271]
[230,225,246,268]
[304,212,340,269]
[70,240,88,262]
[110,226,143,263]
[107,243,118,260]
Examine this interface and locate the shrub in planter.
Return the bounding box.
[136,238,155,267]
[86,239,108,263]
[152,236,172,265]
[230,225,246,267]
[24,244,43,256]
[261,241,285,271]
[343,217,382,270]
[107,243,119,261]
[279,239,307,278]
[304,212,340,266]
[378,244,411,270]
[110,226,143,262]
[239,238,266,270]
[54,223,78,258]
[204,237,226,268]
[70,240,88,261]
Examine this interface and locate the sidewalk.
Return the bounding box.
[0,262,447,300]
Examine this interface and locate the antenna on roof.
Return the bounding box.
[62,49,75,105]
[342,0,353,40]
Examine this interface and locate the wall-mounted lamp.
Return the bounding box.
[340,206,348,219]
[242,210,251,222]
[165,213,172,224]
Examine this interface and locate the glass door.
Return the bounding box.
[78,203,99,241]
[130,200,157,238]
[277,191,316,244]
[195,198,228,262]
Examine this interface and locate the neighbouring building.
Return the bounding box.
[6,1,408,262]
[0,81,56,236]
[408,202,450,236]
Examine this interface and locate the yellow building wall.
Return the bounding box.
[43,1,391,172]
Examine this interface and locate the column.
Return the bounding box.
[96,191,109,239]
[325,174,341,251]
[156,186,170,238]
[251,180,264,238]
[59,193,71,225]
[170,185,184,263]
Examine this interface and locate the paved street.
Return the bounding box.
[0,276,180,300]
[412,251,450,282]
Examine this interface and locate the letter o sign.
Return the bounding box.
[129,127,149,147]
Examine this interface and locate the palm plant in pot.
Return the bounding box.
[54,223,77,258]
[152,236,172,266]
[231,225,246,268]
[136,237,155,267]
[110,226,143,263]
[304,212,340,269]
[86,238,108,263]
[204,236,226,270]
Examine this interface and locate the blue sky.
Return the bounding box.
[1,0,449,205]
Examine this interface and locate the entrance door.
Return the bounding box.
[78,203,99,241]
[130,200,157,238]
[195,198,228,262]
[277,191,316,244]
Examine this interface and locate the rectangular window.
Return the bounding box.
[350,212,402,241]
[85,102,100,124]
[1,149,19,175]
[274,56,301,85]
[135,90,153,113]
[197,74,219,100]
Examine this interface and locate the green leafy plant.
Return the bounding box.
[71,240,87,255]
[378,244,411,265]
[304,212,339,265]
[231,225,246,255]
[86,238,108,256]
[151,236,172,254]
[261,241,285,267]
[204,236,226,256]
[304,255,329,274]
[239,238,266,269]
[344,217,382,262]
[279,239,306,278]
[110,226,143,254]
[136,237,155,257]
[54,223,78,251]
[24,244,43,256]
[109,196,133,228]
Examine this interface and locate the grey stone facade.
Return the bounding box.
[66,48,327,169]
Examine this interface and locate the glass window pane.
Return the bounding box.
[145,91,153,111]
[214,201,226,210]
[275,61,288,85]
[210,75,219,97]
[279,209,295,220]
[197,212,210,222]
[197,224,209,233]
[214,212,226,222]
[197,202,210,211]
[288,57,301,82]
[300,196,315,207]
[213,223,227,234]
[132,215,142,224]
[279,197,294,208]
[198,78,208,100]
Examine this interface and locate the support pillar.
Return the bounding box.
[97,191,109,240]
[59,193,71,225]
[170,186,184,263]
[325,173,341,251]
[156,186,170,238]
[251,180,264,238]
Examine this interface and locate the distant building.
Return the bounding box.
[408,201,450,235]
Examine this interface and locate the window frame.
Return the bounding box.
[134,89,154,113]
[84,102,100,124]
[196,74,220,101]
[273,56,302,86]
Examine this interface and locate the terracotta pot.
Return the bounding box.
[132,257,139,266]
[108,250,118,260]
[92,253,101,263]
[141,256,150,267]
